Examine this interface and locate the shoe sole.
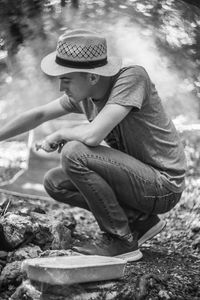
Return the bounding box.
[115,249,143,262]
[138,219,166,246]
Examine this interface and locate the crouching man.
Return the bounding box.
[0,29,187,261]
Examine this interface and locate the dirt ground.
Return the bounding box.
[0,174,199,300]
[64,178,200,300]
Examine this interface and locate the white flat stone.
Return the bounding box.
[22,255,126,285]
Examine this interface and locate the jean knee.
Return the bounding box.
[61,141,86,171]
[61,141,85,159]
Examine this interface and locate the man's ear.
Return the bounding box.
[88,73,100,85]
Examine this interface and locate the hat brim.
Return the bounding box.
[41,51,122,77]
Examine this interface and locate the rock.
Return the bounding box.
[158,290,171,299]
[7,245,42,263]
[0,261,23,288]
[0,222,19,252]
[192,236,200,249]
[40,291,103,300]
[191,221,200,233]
[0,265,3,274]
[51,220,72,250]
[0,251,8,267]
[0,258,7,269]
[1,209,76,251]
[52,209,77,232]
[30,210,75,249]
[10,280,41,300]
[40,249,81,257]
[34,281,117,300]
[30,212,53,248]
[1,213,37,248]
[0,251,8,259]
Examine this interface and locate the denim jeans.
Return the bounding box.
[44,141,182,238]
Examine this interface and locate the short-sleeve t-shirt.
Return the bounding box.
[60,65,187,193]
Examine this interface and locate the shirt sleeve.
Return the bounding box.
[107,66,148,109]
[59,94,83,113]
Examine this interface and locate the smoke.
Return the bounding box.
[1,8,198,128]
[7,46,58,109]
[0,39,61,136]
[107,17,198,122]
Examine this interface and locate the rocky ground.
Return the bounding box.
[0,131,199,300]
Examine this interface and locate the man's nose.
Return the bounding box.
[60,80,66,92]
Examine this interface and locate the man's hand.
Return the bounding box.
[35,140,59,152]
[35,130,66,153]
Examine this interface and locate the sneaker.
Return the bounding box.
[129,215,166,246]
[72,232,143,262]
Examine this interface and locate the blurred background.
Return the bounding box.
[0,0,200,121]
[0,0,200,195]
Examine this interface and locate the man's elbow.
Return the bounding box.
[83,135,102,147]
[81,125,105,147]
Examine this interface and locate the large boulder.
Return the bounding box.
[0,208,76,251]
[1,213,37,249]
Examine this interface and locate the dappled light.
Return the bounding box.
[0,0,199,123]
[22,182,45,192]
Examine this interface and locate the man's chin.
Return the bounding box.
[65,92,72,97]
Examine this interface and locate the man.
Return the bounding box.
[0,29,187,262]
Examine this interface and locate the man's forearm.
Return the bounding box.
[0,110,44,141]
[44,122,101,150]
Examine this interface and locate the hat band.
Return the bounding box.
[55,56,107,69]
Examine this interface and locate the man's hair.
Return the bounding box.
[80,72,88,77]
[80,72,103,80]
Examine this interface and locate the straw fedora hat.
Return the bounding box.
[41,29,122,77]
